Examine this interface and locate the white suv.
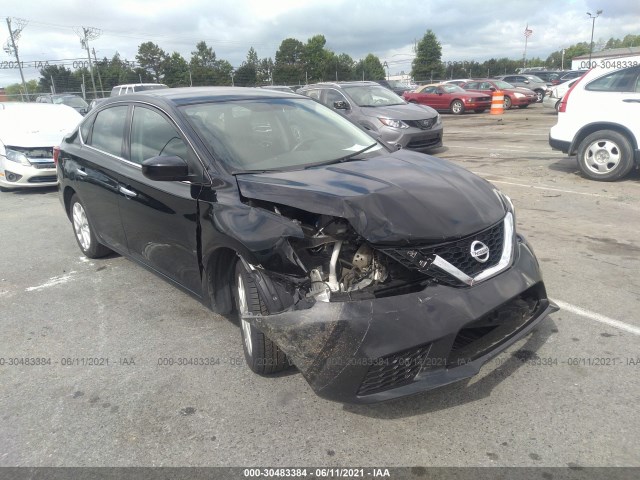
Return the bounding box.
[549,65,640,181]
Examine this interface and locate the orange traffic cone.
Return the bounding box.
[490,90,504,115]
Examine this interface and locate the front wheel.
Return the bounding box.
[69,194,112,258]
[535,90,544,102]
[503,96,512,110]
[450,99,465,115]
[576,130,634,181]
[235,260,291,375]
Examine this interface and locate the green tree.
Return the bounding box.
[246,47,259,66]
[274,38,305,84]
[257,57,274,85]
[163,52,190,87]
[411,30,443,81]
[324,52,354,81]
[189,41,233,85]
[546,42,590,69]
[38,65,81,94]
[234,63,257,87]
[354,54,385,81]
[97,53,137,91]
[304,34,329,82]
[136,42,168,82]
[5,80,40,101]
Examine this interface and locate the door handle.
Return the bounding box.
[622,99,640,103]
[76,168,87,177]
[119,186,137,198]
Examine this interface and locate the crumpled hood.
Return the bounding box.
[0,104,82,148]
[236,150,506,244]
[364,103,437,121]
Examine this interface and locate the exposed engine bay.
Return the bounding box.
[244,199,431,306]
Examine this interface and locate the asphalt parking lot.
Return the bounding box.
[1,103,639,468]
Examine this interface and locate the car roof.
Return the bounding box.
[303,81,381,88]
[98,86,304,107]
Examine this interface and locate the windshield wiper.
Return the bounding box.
[303,143,378,169]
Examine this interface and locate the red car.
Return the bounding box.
[461,79,537,109]
[403,83,492,114]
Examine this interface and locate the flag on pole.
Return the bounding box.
[524,26,533,38]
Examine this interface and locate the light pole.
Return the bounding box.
[587,10,603,67]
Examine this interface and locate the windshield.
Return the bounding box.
[342,85,406,107]
[440,84,465,93]
[525,75,544,82]
[494,80,514,89]
[54,96,88,108]
[181,98,384,173]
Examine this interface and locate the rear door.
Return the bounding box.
[581,66,640,141]
[117,104,205,295]
[71,105,130,253]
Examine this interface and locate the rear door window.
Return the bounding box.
[88,106,128,157]
[586,67,640,92]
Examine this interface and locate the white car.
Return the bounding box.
[0,103,82,191]
[549,65,640,181]
[542,78,580,112]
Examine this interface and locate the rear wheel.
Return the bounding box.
[576,130,634,181]
[235,260,291,375]
[450,100,465,115]
[503,96,512,110]
[69,194,111,258]
[534,90,544,102]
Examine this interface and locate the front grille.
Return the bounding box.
[405,118,436,130]
[28,175,57,183]
[406,135,441,149]
[32,162,55,169]
[358,343,432,396]
[381,220,504,285]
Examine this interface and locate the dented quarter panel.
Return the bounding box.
[236,149,505,244]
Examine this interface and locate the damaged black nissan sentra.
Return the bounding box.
[57,87,557,404]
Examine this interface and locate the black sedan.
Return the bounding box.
[56,87,557,403]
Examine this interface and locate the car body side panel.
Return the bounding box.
[117,167,203,296]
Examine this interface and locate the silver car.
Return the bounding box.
[0,103,82,191]
[298,81,443,152]
[495,74,548,102]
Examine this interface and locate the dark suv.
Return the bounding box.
[56,87,556,403]
[298,81,443,152]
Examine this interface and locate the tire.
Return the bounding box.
[576,130,634,181]
[234,260,291,375]
[503,96,512,110]
[450,99,465,115]
[473,109,486,113]
[69,194,112,258]
[555,100,561,113]
[534,90,544,102]
[518,104,529,109]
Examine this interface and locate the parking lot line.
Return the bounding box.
[447,144,566,154]
[554,299,640,336]
[476,178,616,199]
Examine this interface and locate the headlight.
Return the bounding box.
[514,92,525,99]
[378,118,409,129]
[3,149,31,166]
[435,114,442,124]
[494,188,515,213]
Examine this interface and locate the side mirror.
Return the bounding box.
[142,155,190,182]
[333,100,350,110]
[523,80,530,84]
[489,87,496,91]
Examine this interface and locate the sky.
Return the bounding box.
[2,0,639,86]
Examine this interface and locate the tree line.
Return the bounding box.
[4,31,638,99]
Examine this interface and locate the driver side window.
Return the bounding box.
[130,106,190,165]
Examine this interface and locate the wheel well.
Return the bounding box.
[205,247,238,315]
[570,123,638,156]
[63,187,76,220]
